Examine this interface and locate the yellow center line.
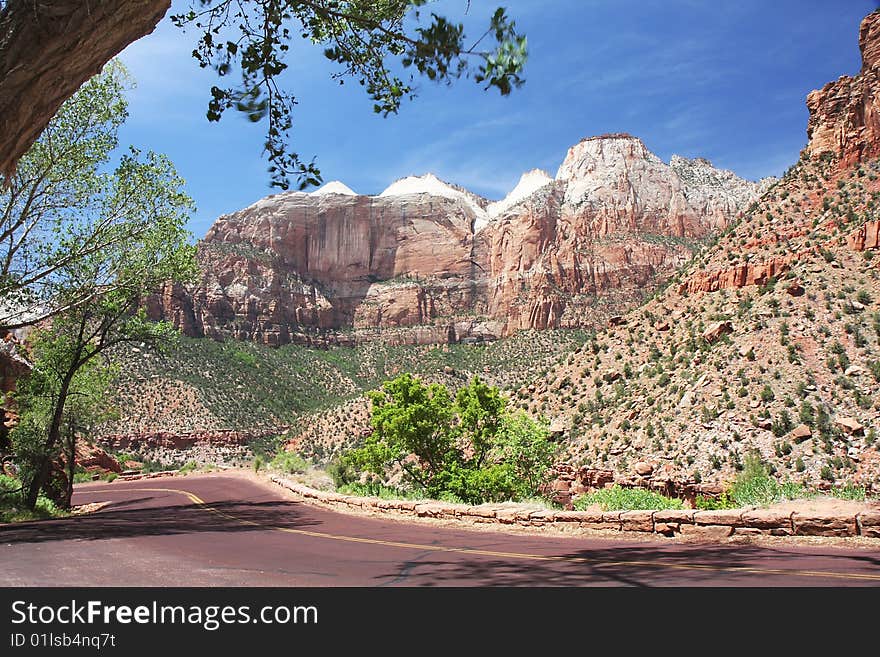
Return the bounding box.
[81,485,880,583]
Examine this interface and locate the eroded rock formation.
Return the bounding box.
[807,11,880,167]
[678,255,801,295]
[149,135,768,345]
[849,219,880,250]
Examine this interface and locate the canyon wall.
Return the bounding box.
[148,135,769,345]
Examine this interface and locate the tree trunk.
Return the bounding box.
[64,421,76,510]
[0,0,172,177]
[24,368,74,509]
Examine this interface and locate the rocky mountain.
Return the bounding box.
[806,13,880,168]
[519,11,880,492]
[101,12,880,499]
[147,136,769,346]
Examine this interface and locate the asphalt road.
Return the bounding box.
[2,473,879,586]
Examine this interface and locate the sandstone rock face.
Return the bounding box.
[835,416,865,435]
[0,332,30,450]
[0,332,30,394]
[679,254,800,295]
[848,219,880,251]
[807,11,880,167]
[701,320,733,344]
[634,461,654,476]
[74,443,122,474]
[150,136,766,346]
[679,14,880,298]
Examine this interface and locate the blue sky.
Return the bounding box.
[116,0,878,238]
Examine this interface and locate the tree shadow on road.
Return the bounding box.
[373,542,880,587]
[0,499,320,545]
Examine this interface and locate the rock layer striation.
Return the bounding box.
[149,136,768,345]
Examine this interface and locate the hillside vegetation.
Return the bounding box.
[522,152,880,490]
[100,329,590,440]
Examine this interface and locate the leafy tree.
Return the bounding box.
[2,64,197,509]
[0,62,193,330]
[0,1,528,189]
[454,375,505,468]
[57,361,118,506]
[12,336,117,508]
[491,410,558,500]
[355,373,457,491]
[347,373,556,503]
[17,264,193,510]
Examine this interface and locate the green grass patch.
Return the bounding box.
[336,482,426,501]
[830,483,867,501]
[729,454,809,507]
[177,461,198,475]
[573,485,684,511]
[698,471,870,508]
[694,492,737,510]
[0,474,68,523]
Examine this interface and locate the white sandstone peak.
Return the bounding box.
[380,173,462,198]
[380,173,489,230]
[486,169,553,218]
[312,180,357,196]
[556,133,660,182]
[245,190,305,212]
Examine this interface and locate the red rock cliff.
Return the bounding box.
[680,11,880,297]
[149,137,767,345]
[807,11,880,167]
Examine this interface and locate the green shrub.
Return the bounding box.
[573,485,684,511]
[831,484,866,501]
[0,474,68,523]
[0,474,21,495]
[230,348,259,368]
[328,455,358,488]
[799,400,815,426]
[178,461,197,475]
[253,456,264,472]
[729,453,808,507]
[270,450,309,474]
[694,492,735,510]
[342,374,557,504]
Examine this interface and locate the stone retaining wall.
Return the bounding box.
[270,476,880,540]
